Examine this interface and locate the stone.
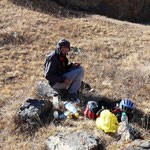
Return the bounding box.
[37,81,57,98]
[125,140,150,150]
[71,47,81,53]
[19,99,53,126]
[37,81,69,100]
[46,132,103,150]
[37,81,91,101]
[55,0,150,22]
[117,122,140,141]
[126,146,141,150]
[138,140,150,149]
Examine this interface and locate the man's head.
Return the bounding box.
[61,45,69,56]
[56,39,70,56]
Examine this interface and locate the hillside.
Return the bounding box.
[0,0,150,149]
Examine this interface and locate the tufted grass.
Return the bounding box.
[0,0,150,149]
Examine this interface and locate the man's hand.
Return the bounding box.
[73,63,81,67]
[64,78,72,85]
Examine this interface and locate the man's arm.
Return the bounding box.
[66,63,73,70]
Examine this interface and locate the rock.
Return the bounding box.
[125,140,150,150]
[37,81,57,98]
[139,140,150,149]
[37,81,69,100]
[117,122,140,141]
[37,81,91,100]
[19,98,53,126]
[56,0,150,22]
[71,47,81,53]
[126,145,141,150]
[46,132,103,150]
[12,32,19,38]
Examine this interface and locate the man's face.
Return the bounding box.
[61,45,69,56]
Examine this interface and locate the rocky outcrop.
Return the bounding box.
[55,0,150,22]
[37,81,69,100]
[125,140,150,150]
[46,132,103,150]
[19,99,53,126]
[117,122,140,141]
[37,81,57,99]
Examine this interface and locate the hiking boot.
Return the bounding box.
[68,93,80,104]
[54,89,68,100]
[68,93,77,101]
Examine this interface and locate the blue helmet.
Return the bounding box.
[119,99,134,113]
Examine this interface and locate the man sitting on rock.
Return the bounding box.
[44,39,84,103]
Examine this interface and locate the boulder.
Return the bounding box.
[46,132,103,150]
[37,80,91,101]
[19,99,53,126]
[117,122,140,141]
[56,0,150,22]
[37,81,69,100]
[125,140,150,150]
[37,81,57,98]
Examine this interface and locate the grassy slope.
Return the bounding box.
[0,0,150,149]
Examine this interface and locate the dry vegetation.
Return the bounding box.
[0,0,150,149]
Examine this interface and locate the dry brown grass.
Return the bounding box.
[0,0,150,149]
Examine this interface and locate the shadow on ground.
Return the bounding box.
[36,81,150,130]
[8,0,150,24]
[8,0,87,18]
[80,94,150,130]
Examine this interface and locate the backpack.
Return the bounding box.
[84,101,99,119]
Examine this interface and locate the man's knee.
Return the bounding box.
[72,66,84,79]
[78,66,84,76]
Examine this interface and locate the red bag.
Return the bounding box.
[84,101,99,119]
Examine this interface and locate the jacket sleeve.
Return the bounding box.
[44,57,65,83]
[66,63,73,70]
[65,57,73,70]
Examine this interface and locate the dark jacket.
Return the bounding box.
[44,49,72,86]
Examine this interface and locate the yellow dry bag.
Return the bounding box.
[96,109,119,133]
